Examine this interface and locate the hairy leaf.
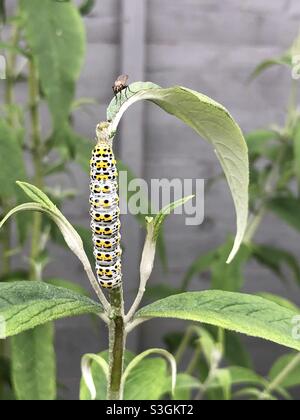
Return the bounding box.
[0,282,101,338]
[136,291,300,352]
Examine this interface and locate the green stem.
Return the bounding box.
[0,24,20,276]
[0,203,11,276]
[4,24,20,128]
[244,142,288,245]
[175,326,194,364]
[107,286,125,400]
[258,353,300,400]
[286,79,298,132]
[186,345,201,375]
[28,59,43,281]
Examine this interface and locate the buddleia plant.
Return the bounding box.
[1,80,300,401]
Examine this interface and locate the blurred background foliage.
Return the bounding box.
[0,0,102,400]
[0,0,300,400]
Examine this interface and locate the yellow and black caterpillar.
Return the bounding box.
[90,123,122,289]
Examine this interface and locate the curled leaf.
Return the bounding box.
[107,83,249,263]
[81,354,109,400]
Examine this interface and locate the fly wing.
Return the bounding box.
[116,74,129,85]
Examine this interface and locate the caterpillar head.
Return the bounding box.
[96,121,113,146]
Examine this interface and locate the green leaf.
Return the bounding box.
[80,351,169,400]
[49,222,94,267]
[207,365,266,399]
[249,32,300,82]
[224,331,252,369]
[108,83,249,263]
[163,374,201,400]
[0,270,29,283]
[227,366,266,387]
[249,56,291,81]
[181,248,217,291]
[0,120,26,198]
[0,282,101,338]
[80,351,135,401]
[75,135,93,173]
[0,356,11,390]
[17,181,56,209]
[145,285,181,301]
[74,225,94,265]
[0,0,5,23]
[81,354,109,400]
[235,386,268,400]
[257,293,299,313]
[2,183,96,296]
[153,195,194,241]
[251,244,300,286]
[246,129,278,156]
[79,0,96,15]
[182,238,250,292]
[208,369,232,400]
[51,123,82,158]
[269,353,300,389]
[122,349,177,398]
[268,197,300,232]
[11,324,56,400]
[211,239,250,292]
[136,291,300,352]
[0,42,29,57]
[20,0,85,128]
[124,358,168,400]
[46,278,89,297]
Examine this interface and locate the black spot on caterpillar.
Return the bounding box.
[90,123,122,289]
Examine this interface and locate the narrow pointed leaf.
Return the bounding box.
[153,195,194,240]
[81,354,109,400]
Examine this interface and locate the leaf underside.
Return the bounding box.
[108,83,249,262]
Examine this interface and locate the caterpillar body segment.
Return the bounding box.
[90,122,122,290]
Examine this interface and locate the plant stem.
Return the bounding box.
[0,24,20,276]
[107,286,125,400]
[244,142,287,245]
[28,59,43,280]
[4,23,20,128]
[258,353,300,400]
[0,200,11,276]
[245,81,297,245]
[175,326,194,364]
[186,345,202,375]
